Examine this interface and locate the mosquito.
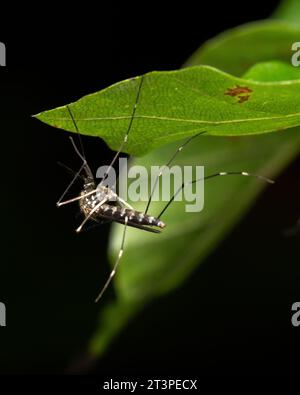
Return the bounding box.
[56,74,274,303]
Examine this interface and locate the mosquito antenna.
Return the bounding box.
[157,171,274,219]
[57,161,85,181]
[99,75,145,187]
[95,216,129,302]
[144,131,206,215]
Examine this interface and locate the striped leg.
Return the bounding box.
[57,188,98,207]
[144,132,205,215]
[157,171,274,219]
[76,198,108,233]
[56,106,94,207]
[99,75,145,189]
[95,216,129,302]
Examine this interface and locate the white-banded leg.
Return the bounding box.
[68,133,93,179]
[95,216,129,302]
[158,171,275,219]
[76,197,108,233]
[99,75,145,188]
[144,132,206,215]
[57,188,98,207]
[57,162,89,207]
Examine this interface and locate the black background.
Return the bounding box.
[1,0,300,383]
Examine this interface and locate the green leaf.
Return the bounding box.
[243,60,300,82]
[184,20,300,76]
[90,127,300,356]
[35,66,300,156]
[89,3,300,358]
[273,0,300,24]
[108,133,300,306]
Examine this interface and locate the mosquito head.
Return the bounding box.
[83,177,96,191]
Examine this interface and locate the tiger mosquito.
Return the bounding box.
[56,74,275,302]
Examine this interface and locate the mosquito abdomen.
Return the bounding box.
[100,204,166,229]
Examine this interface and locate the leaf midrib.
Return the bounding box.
[44,111,300,125]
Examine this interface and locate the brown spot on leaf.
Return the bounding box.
[225,85,252,96]
[238,94,250,104]
[225,85,253,104]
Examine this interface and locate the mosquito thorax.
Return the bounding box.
[95,185,117,202]
[78,179,95,215]
[79,181,118,218]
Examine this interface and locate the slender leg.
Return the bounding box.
[144,132,205,215]
[158,171,274,219]
[76,198,108,233]
[57,161,89,207]
[57,161,85,181]
[57,102,94,207]
[56,136,94,207]
[68,135,93,178]
[59,76,144,207]
[57,188,98,207]
[95,216,129,303]
[99,75,145,188]
[66,106,93,179]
